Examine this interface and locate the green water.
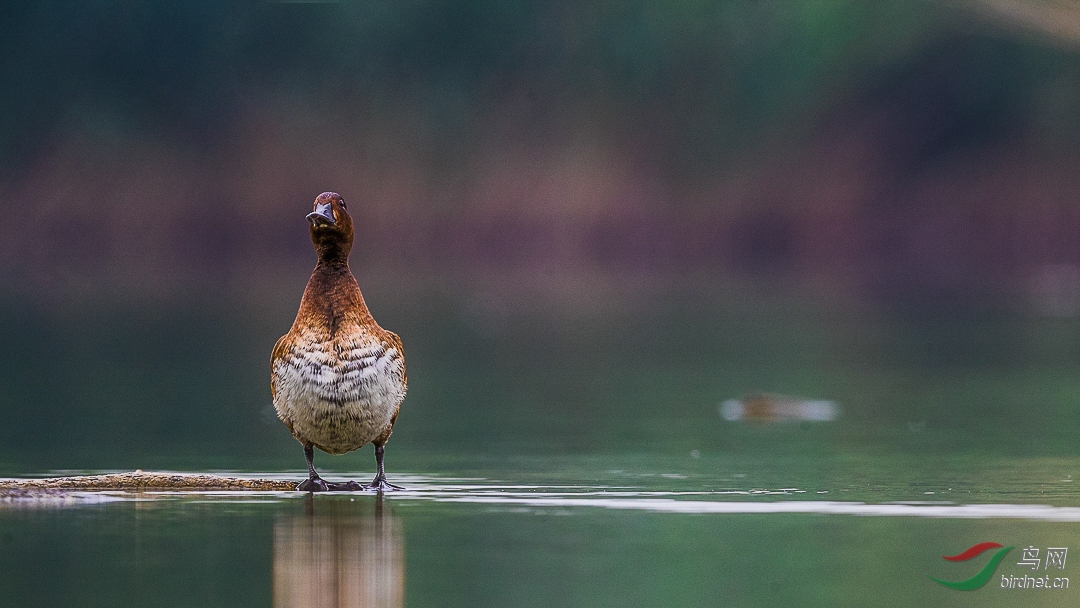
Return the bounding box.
[3,456,1080,607]
[3,289,1080,605]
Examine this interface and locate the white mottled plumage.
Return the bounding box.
[273,331,406,455]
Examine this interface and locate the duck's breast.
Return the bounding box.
[272,329,406,454]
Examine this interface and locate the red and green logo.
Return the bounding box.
[927,542,1013,590]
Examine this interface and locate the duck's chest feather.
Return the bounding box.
[272,327,406,454]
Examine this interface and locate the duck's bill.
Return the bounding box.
[306,203,335,227]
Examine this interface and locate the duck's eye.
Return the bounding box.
[340,201,347,210]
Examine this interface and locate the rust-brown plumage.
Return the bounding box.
[271,192,407,492]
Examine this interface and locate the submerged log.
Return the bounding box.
[0,471,296,492]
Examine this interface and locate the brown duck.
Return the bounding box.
[271,192,407,492]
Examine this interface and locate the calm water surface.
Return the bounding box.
[4,292,1080,606]
[3,454,1080,607]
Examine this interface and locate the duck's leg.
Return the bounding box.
[296,445,329,492]
[365,442,404,492]
[297,445,362,492]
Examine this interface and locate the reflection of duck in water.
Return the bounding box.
[273,501,404,608]
[272,192,407,492]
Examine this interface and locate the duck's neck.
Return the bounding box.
[314,240,351,265]
[296,261,373,333]
[308,261,362,302]
[315,258,350,272]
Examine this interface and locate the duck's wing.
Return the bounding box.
[270,333,292,401]
[384,329,406,386]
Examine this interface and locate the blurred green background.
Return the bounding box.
[3,0,1080,472]
[8,4,1080,608]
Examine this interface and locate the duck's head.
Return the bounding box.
[307,192,353,263]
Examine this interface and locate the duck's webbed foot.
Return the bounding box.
[297,476,363,492]
[296,476,330,492]
[364,473,404,492]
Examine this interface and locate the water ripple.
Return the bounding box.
[5,472,1080,520]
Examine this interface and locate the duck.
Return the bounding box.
[271,192,407,492]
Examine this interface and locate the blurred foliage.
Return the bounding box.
[0,0,1032,182]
